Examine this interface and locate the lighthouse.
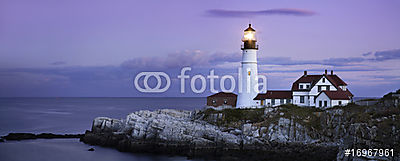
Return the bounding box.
[236,24,259,108]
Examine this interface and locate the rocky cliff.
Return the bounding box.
[81,98,400,161]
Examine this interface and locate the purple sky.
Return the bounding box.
[0,0,399,97]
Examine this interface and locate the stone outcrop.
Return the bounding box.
[81,99,400,161]
[82,109,337,160]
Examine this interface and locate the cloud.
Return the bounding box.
[121,50,209,69]
[206,8,316,18]
[362,52,372,56]
[373,49,400,61]
[121,50,240,70]
[256,49,400,67]
[257,56,366,67]
[50,61,67,66]
[120,48,400,70]
[321,57,366,66]
[1,48,399,97]
[0,66,134,97]
[209,52,241,63]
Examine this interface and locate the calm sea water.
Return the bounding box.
[0,97,206,161]
[0,97,205,135]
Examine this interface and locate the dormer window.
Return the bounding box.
[299,85,303,89]
[306,85,310,89]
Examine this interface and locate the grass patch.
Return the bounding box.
[330,103,369,113]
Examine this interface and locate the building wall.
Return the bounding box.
[309,95,316,107]
[315,92,331,109]
[264,98,292,107]
[298,83,311,90]
[331,100,350,107]
[207,96,237,107]
[309,76,337,95]
[292,91,309,106]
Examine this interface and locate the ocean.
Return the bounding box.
[0,97,206,161]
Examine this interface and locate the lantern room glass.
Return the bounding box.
[242,30,256,41]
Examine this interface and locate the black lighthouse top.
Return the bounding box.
[244,24,256,32]
[241,24,258,50]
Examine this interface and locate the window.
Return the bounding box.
[322,78,325,83]
[286,99,291,104]
[212,99,216,104]
[306,85,310,89]
[319,101,322,107]
[299,85,303,89]
[327,86,330,91]
[300,96,305,103]
[224,100,227,104]
[318,86,321,92]
[271,99,275,105]
[338,101,342,105]
[324,101,327,107]
[248,71,251,76]
[280,99,284,104]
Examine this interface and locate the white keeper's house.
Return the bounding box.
[254,70,353,109]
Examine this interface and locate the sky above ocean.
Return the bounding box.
[0,0,399,97]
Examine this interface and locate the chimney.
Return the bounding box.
[324,69,327,75]
[331,70,333,75]
[304,71,307,76]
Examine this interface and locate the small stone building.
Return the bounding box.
[207,92,237,107]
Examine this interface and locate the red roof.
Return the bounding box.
[318,90,353,100]
[326,75,347,86]
[292,74,347,91]
[291,75,322,91]
[254,90,292,100]
[207,92,237,98]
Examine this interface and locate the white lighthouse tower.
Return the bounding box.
[237,24,259,108]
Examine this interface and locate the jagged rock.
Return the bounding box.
[92,117,123,133]
[90,109,241,148]
[82,99,400,161]
[82,109,339,160]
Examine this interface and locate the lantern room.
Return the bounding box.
[241,24,258,50]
